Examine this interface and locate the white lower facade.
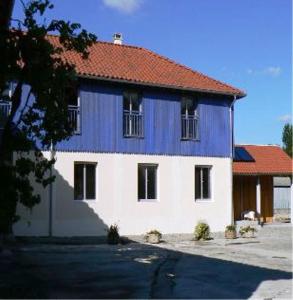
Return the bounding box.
[13,151,233,236]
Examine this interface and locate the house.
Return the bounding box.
[3,34,246,236]
[233,145,292,223]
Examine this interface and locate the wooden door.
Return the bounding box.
[233,176,257,220]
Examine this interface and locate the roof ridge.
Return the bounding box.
[142,47,246,96]
[47,33,145,51]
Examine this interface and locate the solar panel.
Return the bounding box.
[234,147,255,162]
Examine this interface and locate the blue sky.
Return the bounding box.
[12,0,292,145]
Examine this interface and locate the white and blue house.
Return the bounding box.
[2,34,246,236]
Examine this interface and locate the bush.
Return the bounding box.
[107,224,120,244]
[225,225,236,232]
[194,222,210,240]
[145,229,162,244]
[146,229,162,239]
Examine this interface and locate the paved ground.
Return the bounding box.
[0,224,292,299]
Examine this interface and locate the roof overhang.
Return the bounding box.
[78,74,246,99]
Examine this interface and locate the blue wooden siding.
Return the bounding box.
[56,82,232,157]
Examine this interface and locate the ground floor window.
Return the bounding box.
[195,166,211,200]
[74,163,96,200]
[138,164,158,201]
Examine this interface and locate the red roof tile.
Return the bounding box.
[233,145,293,175]
[48,35,245,98]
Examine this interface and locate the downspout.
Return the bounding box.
[230,96,237,224]
[48,140,54,237]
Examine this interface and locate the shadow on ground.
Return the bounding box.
[0,237,292,299]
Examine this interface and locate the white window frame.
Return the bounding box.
[181,97,199,140]
[67,88,81,135]
[138,164,158,202]
[74,162,97,201]
[123,91,143,138]
[195,166,212,201]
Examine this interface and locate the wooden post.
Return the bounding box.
[290,176,293,225]
[256,176,261,219]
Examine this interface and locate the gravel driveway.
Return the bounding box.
[0,224,292,299]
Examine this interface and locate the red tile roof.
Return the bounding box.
[48,35,245,98]
[233,145,293,176]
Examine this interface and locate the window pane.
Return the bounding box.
[74,164,84,200]
[65,85,78,106]
[86,164,96,199]
[147,166,157,199]
[131,93,140,112]
[195,167,201,199]
[138,165,146,199]
[123,93,131,111]
[202,168,210,199]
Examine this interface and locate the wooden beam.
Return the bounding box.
[256,176,261,217]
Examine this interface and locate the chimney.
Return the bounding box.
[113,33,123,45]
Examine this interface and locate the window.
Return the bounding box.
[0,82,13,130]
[138,164,157,201]
[195,166,211,200]
[181,97,199,140]
[123,91,143,137]
[74,163,96,200]
[66,85,80,134]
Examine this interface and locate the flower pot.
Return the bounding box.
[225,230,236,239]
[244,231,255,238]
[146,233,161,244]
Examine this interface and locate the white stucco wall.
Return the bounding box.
[14,151,233,236]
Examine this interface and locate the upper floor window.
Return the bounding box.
[195,166,211,200]
[0,82,13,130]
[66,85,80,134]
[123,91,143,138]
[181,97,199,140]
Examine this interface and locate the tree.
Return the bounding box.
[282,123,292,157]
[0,0,96,235]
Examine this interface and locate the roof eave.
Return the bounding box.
[233,172,292,176]
[78,74,246,99]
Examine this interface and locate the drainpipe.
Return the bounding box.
[230,96,236,224]
[48,140,54,237]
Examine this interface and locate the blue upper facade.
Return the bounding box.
[56,80,233,157]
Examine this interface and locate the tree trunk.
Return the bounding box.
[0,0,15,30]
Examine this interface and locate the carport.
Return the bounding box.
[233,145,292,223]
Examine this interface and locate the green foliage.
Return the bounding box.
[282,123,292,157]
[225,225,236,232]
[194,222,210,240]
[107,224,120,245]
[146,229,162,239]
[0,0,96,234]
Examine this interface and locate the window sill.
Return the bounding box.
[181,138,200,142]
[138,199,158,202]
[123,135,144,139]
[74,199,97,202]
[195,198,213,203]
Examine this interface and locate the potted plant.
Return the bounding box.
[107,224,120,244]
[194,222,210,241]
[239,225,257,238]
[225,225,237,239]
[145,230,162,244]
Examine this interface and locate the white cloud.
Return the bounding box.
[246,66,282,77]
[278,114,292,122]
[103,0,143,13]
[263,66,281,77]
